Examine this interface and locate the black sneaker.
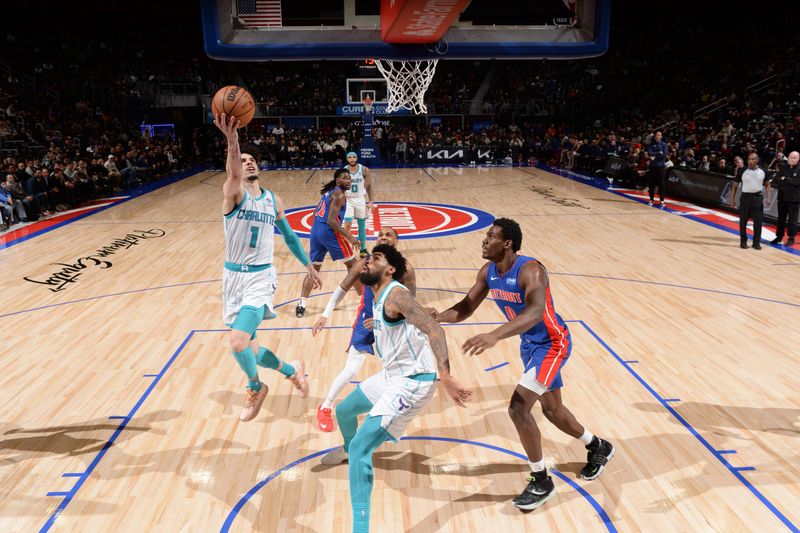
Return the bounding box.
[295,304,306,318]
[511,470,555,510]
[788,238,796,246]
[753,243,762,250]
[740,243,748,249]
[359,249,368,258]
[770,237,782,245]
[581,437,615,480]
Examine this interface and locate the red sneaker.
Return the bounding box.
[317,404,334,432]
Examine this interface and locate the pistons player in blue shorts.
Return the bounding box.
[296,168,361,318]
[311,226,416,432]
[432,217,614,510]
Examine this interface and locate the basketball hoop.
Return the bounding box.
[362,95,373,114]
[374,59,439,115]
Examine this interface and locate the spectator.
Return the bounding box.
[771,150,800,246]
[104,155,123,191]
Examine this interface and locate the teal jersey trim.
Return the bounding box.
[224,194,247,219]
[224,262,272,273]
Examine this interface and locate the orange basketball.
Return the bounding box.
[211,85,255,128]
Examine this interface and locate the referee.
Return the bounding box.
[731,152,772,249]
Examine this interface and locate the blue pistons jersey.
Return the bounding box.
[314,188,347,227]
[486,255,571,387]
[348,286,375,355]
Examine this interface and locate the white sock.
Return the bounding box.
[324,346,367,406]
[300,297,307,307]
[578,429,594,445]
[529,459,546,473]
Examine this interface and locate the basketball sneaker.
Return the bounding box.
[648,200,653,206]
[320,446,349,465]
[580,437,615,480]
[295,304,306,318]
[287,359,309,398]
[512,470,555,510]
[240,382,268,422]
[359,249,368,258]
[317,405,334,432]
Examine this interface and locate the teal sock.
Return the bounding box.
[255,347,280,369]
[247,378,261,392]
[336,386,373,452]
[352,504,369,533]
[348,416,388,533]
[232,346,260,390]
[357,218,367,251]
[256,347,295,377]
[278,361,295,378]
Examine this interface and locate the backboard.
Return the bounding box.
[202,0,610,61]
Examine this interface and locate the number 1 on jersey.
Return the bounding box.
[249,226,259,248]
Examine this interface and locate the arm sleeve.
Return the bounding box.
[275,217,310,266]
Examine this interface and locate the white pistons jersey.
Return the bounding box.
[372,281,438,378]
[224,188,277,266]
[345,164,366,200]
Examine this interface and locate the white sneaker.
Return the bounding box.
[648,201,653,206]
[320,446,349,465]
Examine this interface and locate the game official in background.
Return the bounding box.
[731,153,771,250]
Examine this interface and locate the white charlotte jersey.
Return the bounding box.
[373,281,438,378]
[224,188,277,265]
[345,164,367,200]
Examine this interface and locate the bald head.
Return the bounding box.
[788,151,799,166]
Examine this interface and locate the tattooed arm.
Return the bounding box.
[384,286,472,406]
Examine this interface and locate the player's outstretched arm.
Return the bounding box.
[386,288,472,407]
[215,114,243,213]
[274,194,322,290]
[312,257,366,336]
[462,261,546,357]
[401,261,417,297]
[435,263,490,323]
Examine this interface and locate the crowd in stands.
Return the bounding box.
[4,0,800,232]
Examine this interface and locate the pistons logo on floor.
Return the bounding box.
[283,202,494,240]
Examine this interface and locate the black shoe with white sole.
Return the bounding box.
[512,470,555,510]
[580,437,615,480]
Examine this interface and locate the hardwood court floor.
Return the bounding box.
[1,167,798,532]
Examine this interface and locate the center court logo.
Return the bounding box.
[282,202,494,240]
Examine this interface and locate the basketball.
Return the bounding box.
[211,85,255,128]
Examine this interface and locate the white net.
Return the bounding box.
[374,59,439,114]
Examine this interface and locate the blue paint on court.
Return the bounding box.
[484,361,510,372]
[35,301,799,531]
[575,320,798,533]
[221,436,618,533]
[5,267,798,322]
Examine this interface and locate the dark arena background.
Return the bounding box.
[1,1,799,532]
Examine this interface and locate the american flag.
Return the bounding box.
[236,0,282,28]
